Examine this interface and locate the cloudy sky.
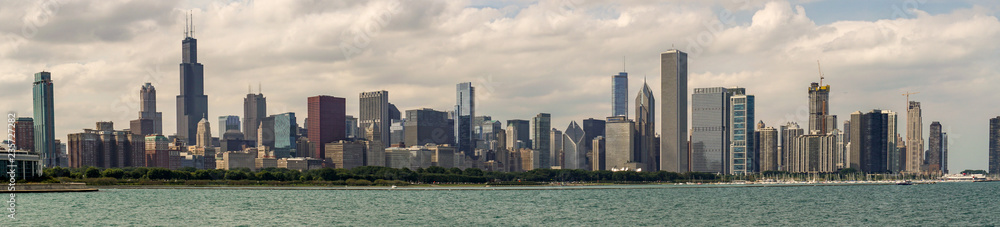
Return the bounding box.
[2,0,999,172]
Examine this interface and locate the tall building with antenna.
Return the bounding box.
[612,57,627,117]
[244,84,266,143]
[176,13,208,143]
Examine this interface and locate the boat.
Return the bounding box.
[896,181,913,185]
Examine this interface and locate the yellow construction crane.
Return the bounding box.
[903,91,920,104]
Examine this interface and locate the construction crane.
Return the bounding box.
[903,91,920,105]
[817,60,825,87]
[817,60,828,134]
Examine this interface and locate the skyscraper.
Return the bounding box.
[991,117,1000,174]
[780,122,804,171]
[612,72,628,117]
[308,96,346,159]
[506,119,531,148]
[532,113,551,168]
[404,108,452,147]
[176,19,209,144]
[196,117,211,148]
[605,116,637,171]
[729,92,755,174]
[244,91,266,142]
[550,128,563,167]
[562,121,587,170]
[361,91,390,149]
[455,82,476,155]
[884,110,900,173]
[345,115,359,139]
[691,87,730,173]
[33,71,56,167]
[139,83,162,134]
[942,132,948,174]
[272,113,297,158]
[218,115,240,137]
[661,49,688,172]
[928,121,943,174]
[14,118,34,152]
[635,82,657,171]
[849,110,894,173]
[808,82,833,134]
[582,118,606,158]
[758,124,778,172]
[906,101,924,173]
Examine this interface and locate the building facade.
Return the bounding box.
[562,121,588,170]
[906,101,924,173]
[455,82,476,155]
[729,93,755,174]
[660,49,688,172]
[636,82,657,171]
[612,72,628,117]
[308,96,346,159]
[33,72,57,167]
[532,113,551,168]
[361,91,390,149]
[691,87,730,173]
[176,30,209,145]
[244,92,267,142]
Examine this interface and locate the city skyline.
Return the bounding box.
[2,1,1000,171]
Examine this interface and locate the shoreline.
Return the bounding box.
[88,181,944,191]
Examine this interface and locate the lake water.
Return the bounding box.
[6,182,1000,226]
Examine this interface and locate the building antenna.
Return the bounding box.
[192,13,195,38]
[623,56,626,72]
[258,82,262,94]
[184,12,188,37]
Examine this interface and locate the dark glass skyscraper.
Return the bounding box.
[33,71,56,167]
[928,121,943,174]
[532,113,551,168]
[636,82,656,171]
[176,20,208,144]
[506,119,530,148]
[455,82,475,155]
[612,72,627,117]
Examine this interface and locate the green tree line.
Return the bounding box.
[37,166,722,185]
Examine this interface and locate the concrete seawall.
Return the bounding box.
[11,183,98,193]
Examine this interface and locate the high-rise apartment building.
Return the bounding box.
[14,118,34,152]
[33,72,56,167]
[758,124,778,172]
[729,92,755,174]
[991,117,1000,174]
[906,101,924,173]
[404,108,452,147]
[928,121,943,174]
[605,116,638,171]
